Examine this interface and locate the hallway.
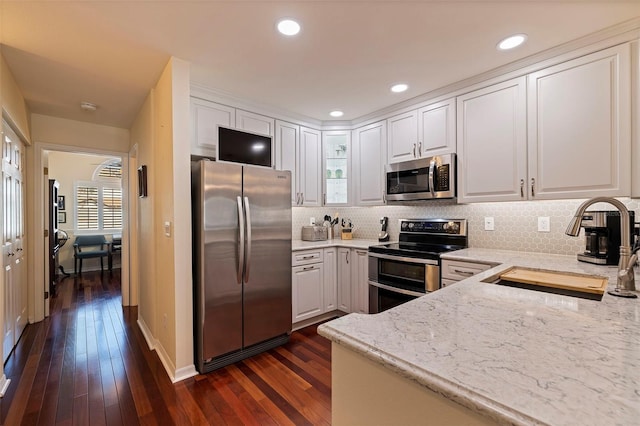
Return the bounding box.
[1,271,332,425]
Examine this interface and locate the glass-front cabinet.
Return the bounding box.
[322,130,351,205]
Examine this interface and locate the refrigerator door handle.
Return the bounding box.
[236,196,245,285]
[243,196,252,283]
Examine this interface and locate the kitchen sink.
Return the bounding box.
[481,266,607,301]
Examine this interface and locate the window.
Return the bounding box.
[75,159,122,231]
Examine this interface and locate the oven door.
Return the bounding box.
[369,281,425,313]
[368,252,440,313]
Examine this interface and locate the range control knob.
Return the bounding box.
[401,222,408,229]
[443,221,459,233]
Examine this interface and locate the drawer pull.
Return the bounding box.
[302,255,316,260]
[452,268,474,276]
[302,266,316,271]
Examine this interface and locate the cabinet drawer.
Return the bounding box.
[292,249,324,266]
[441,259,495,281]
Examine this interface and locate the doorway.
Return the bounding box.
[33,143,132,323]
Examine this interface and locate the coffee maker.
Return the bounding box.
[577,210,635,265]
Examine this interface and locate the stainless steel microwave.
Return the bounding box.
[385,154,456,202]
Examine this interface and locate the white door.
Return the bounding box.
[527,44,631,199]
[299,127,322,206]
[275,121,299,204]
[323,248,337,311]
[353,121,386,206]
[2,121,26,362]
[457,77,527,203]
[418,98,456,157]
[351,250,369,314]
[337,248,351,313]
[387,110,418,164]
[292,263,324,323]
[236,110,275,137]
[190,97,235,158]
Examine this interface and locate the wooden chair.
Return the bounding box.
[73,235,111,275]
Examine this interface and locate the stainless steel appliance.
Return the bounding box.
[385,154,456,202]
[192,160,292,373]
[576,210,635,265]
[368,218,467,313]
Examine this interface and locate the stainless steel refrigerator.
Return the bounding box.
[192,160,292,373]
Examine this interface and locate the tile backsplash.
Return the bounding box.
[292,198,640,256]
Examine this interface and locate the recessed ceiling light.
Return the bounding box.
[329,110,344,118]
[391,83,408,93]
[277,19,301,36]
[497,34,527,50]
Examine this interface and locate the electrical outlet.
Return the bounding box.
[538,216,550,232]
[484,217,495,231]
[309,217,316,225]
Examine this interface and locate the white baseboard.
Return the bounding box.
[137,316,197,383]
[292,310,344,331]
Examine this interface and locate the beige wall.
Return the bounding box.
[30,114,129,152]
[132,57,194,381]
[1,54,30,143]
[130,92,157,341]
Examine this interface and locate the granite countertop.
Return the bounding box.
[318,248,640,426]
[292,238,382,251]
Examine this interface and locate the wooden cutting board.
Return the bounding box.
[499,267,608,295]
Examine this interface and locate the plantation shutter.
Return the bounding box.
[103,188,122,229]
[76,186,99,229]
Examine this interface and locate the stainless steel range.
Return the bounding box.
[368,218,468,313]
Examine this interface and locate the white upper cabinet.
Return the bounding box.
[457,77,528,203]
[299,127,322,206]
[418,98,456,157]
[236,109,275,137]
[190,98,235,158]
[353,121,387,205]
[527,44,631,199]
[275,120,299,205]
[458,43,632,204]
[387,110,418,164]
[323,130,351,206]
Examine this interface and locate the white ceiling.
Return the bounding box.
[2,1,639,129]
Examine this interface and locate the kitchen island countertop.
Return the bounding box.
[318,248,640,426]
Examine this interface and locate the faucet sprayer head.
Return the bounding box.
[565,216,583,237]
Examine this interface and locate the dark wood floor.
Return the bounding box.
[1,271,332,425]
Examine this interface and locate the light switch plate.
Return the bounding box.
[164,221,171,237]
[538,216,550,232]
[310,217,315,225]
[484,217,495,231]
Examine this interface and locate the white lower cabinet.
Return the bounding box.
[323,248,338,311]
[351,249,369,314]
[292,246,370,324]
[292,262,324,323]
[440,259,496,288]
[337,248,352,313]
[338,248,369,314]
[292,248,338,325]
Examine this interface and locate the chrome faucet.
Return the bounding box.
[566,197,637,298]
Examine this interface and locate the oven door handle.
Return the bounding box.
[369,280,427,298]
[368,252,439,266]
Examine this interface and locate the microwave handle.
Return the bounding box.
[428,159,436,197]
